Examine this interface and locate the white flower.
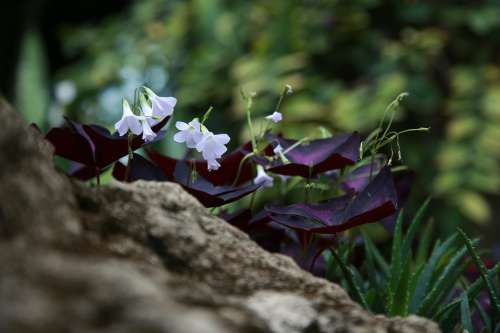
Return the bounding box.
[174,116,230,172]
[196,131,230,163]
[115,99,144,136]
[152,96,177,118]
[207,159,221,171]
[254,165,274,188]
[173,118,204,148]
[266,111,282,123]
[141,120,156,142]
[273,144,283,155]
[145,87,177,119]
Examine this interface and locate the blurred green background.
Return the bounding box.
[2,0,500,244]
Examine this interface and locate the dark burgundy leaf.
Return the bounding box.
[69,162,109,181]
[338,155,386,193]
[267,132,360,177]
[219,209,253,231]
[280,234,336,277]
[45,116,170,176]
[146,142,255,186]
[171,161,262,207]
[113,153,168,182]
[265,167,398,236]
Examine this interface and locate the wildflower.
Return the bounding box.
[141,120,156,142]
[195,131,230,164]
[145,87,177,120]
[115,100,144,136]
[173,118,204,148]
[254,165,274,188]
[266,111,282,123]
[147,142,255,186]
[207,159,221,171]
[273,144,283,155]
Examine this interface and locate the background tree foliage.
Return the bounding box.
[42,0,500,240]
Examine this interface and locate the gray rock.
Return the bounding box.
[0,102,441,332]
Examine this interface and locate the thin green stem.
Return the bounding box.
[244,93,258,154]
[124,133,134,182]
[249,191,257,212]
[232,152,255,186]
[201,106,214,125]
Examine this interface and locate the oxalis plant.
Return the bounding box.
[36,86,498,332]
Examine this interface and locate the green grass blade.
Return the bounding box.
[407,263,424,314]
[474,299,492,333]
[460,294,473,333]
[330,248,371,311]
[386,211,404,312]
[416,239,477,317]
[435,263,500,322]
[362,230,389,275]
[401,198,430,262]
[387,199,431,316]
[390,253,412,316]
[409,234,457,313]
[457,228,500,322]
[416,219,434,267]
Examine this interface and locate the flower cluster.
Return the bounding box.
[173,118,230,171]
[40,85,412,279]
[115,88,176,142]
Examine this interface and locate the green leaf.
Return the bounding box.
[362,230,389,276]
[457,228,500,322]
[416,218,434,267]
[329,248,371,311]
[435,263,500,323]
[460,294,473,333]
[407,263,425,312]
[474,299,492,333]
[409,234,457,313]
[390,252,412,316]
[386,211,404,313]
[401,198,430,263]
[416,238,476,317]
[387,199,431,316]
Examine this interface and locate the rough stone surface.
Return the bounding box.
[0,102,441,333]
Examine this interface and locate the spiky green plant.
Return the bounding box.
[326,201,500,332]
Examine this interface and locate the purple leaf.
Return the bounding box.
[113,154,168,182]
[265,167,398,236]
[44,116,170,178]
[171,161,262,207]
[146,142,255,186]
[280,234,336,277]
[266,132,360,178]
